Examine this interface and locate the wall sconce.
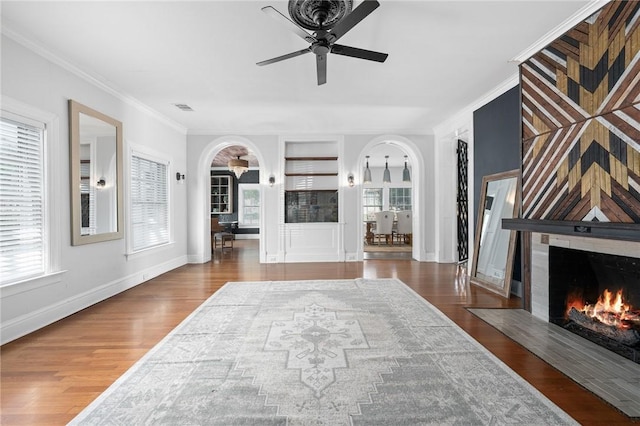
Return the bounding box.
[348,174,355,187]
[96,178,106,188]
[176,172,185,183]
[268,175,275,187]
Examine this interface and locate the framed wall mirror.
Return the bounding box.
[69,100,124,245]
[470,169,520,298]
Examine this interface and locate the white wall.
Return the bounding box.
[1,35,189,344]
[433,114,473,264]
[186,133,436,263]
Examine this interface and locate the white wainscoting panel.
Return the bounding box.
[283,223,343,262]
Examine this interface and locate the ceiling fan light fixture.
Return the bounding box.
[228,156,249,179]
[383,155,391,184]
[258,0,387,85]
[363,155,372,184]
[288,0,353,30]
[402,155,411,182]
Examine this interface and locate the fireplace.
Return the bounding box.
[549,246,640,363]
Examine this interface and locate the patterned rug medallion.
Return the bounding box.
[71,279,577,425]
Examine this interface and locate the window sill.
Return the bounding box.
[0,270,67,297]
[125,241,175,260]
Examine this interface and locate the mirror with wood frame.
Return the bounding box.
[470,169,520,298]
[69,100,123,245]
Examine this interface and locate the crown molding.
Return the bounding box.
[433,73,519,136]
[510,0,610,64]
[2,24,187,135]
[186,127,434,137]
[433,1,609,136]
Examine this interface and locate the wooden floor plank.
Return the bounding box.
[0,241,633,425]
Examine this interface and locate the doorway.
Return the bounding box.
[361,141,416,260]
[199,136,266,264]
[210,146,260,258]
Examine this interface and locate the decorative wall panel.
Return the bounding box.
[457,139,469,262]
[521,0,640,223]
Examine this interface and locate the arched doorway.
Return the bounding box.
[196,136,267,263]
[358,136,425,261]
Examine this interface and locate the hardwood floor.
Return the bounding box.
[1,240,633,425]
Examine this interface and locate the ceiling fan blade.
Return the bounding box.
[261,6,317,43]
[331,44,388,62]
[257,48,312,66]
[316,54,327,85]
[328,0,379,43]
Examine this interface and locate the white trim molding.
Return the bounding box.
[1,256,187,345]
[510,0,611,64]
[1,24,187,135]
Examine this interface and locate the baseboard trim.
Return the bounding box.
[1,256,187,345]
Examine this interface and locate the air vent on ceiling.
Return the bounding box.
[173,103,194,112]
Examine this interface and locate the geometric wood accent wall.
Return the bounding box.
[521,0,640,223]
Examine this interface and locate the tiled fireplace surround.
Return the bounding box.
[530,234,640,323]
[471,232,640,416]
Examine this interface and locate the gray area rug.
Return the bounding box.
[71,279,577,425]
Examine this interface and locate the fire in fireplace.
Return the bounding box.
[566,289,640,347]
[549,246,640,363]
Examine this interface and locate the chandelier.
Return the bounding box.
[228,156,249,178]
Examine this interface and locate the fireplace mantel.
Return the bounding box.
[502,219,640,242]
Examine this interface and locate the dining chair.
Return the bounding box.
[373,211,394,245]
[211,217,233,252]
[395,210,412,245]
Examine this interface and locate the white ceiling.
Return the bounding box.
[2,0,590,140]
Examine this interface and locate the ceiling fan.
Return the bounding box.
[257,0,388,85]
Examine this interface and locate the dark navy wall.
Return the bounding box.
[473,85,521,222]
[473,85,521,283]
[238,170,259,184]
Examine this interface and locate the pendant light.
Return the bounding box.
[363,155,372,184]
[383,155,391,184]
[402,155,411,182]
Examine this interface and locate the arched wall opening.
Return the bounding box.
[357,135,427,262]
[196,136,267,263]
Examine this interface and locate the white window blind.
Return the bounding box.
[131,154,169,251]
[1,116,45,284]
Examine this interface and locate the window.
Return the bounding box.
[389,188,412,212]
[238,184,260,227]
[130,153,169,251]
[0,115,45,284]
[363,188,382,220]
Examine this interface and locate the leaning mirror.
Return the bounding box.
[69,100,123,245]
[470,169,520,298]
